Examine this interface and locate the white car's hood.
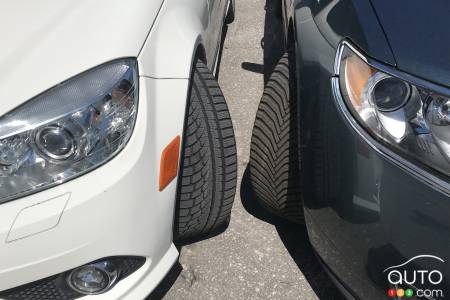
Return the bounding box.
[0,0,163,116]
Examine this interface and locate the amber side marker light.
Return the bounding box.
[159,136,181,191]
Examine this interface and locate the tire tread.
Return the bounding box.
[174,61,237,241]
[249,53,304,223]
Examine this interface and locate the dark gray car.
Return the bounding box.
[249,0,450,299]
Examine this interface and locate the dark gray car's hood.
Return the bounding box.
[370,0,450,87]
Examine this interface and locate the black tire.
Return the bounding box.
[249,52,304,223]
[225,0,235,24]
[174,60,237,242]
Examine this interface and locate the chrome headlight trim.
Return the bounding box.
[333,40,450,195]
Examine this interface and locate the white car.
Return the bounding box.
[0,0,236,299]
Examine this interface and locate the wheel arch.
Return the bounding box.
[137,0,212,79]
[195,43,208,65]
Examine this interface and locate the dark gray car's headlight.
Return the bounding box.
[336,43,449,178]
[0,59,138,203]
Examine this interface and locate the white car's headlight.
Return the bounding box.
[337,43,450,178]
[0,59,138,203]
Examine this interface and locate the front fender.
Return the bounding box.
[138,0,211,79]
[293,0,395,66]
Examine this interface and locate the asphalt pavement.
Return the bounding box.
[149,0,345,299]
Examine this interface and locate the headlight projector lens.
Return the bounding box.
[372,75,411,112]
[36,125,76,160]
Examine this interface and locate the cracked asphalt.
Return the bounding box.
[149,0,345,299]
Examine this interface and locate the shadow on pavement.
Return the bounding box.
[241,167,345,300]
[241,62,265,75]
[147,262,183,300]
[241,0,284,83]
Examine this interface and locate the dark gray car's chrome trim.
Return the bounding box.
[331,77,450,196]
[335,40,450,97]
[333,40,450,195]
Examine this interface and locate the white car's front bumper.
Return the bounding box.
[0,76,190,299]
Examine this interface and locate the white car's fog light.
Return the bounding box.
[69,266,109,294]
[67,260,119,295]
[0,257,145,299]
